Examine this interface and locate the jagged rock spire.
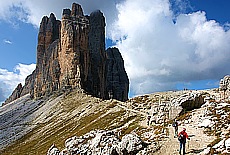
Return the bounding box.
[4,3,129,105]
[71,3,84,16]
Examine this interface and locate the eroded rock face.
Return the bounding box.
[82,10,106,99]
[105,48,129,101]
[20,72,36,98]
[32,11,61,98]
[3,83,23,106]
[171,91,205,111]
[4,3,129,104]
[59,4,89,90]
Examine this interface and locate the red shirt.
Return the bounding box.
[178,130,188,139]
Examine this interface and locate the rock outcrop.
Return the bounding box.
[219,75,230,100]
[47,130,145,155]
[219,75,230,91]
[171,91,205,111]
[4,3,129,104]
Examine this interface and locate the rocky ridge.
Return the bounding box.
[4,3,129,105]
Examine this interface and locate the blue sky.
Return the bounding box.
[189,0,230,24]
[0,0,230,103]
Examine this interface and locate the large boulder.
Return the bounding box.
[119,134,144,154]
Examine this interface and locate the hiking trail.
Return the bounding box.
[152,107,215,155]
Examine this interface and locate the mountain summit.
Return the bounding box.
[4,3,129,105]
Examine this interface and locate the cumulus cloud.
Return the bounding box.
[3,39,13,44]
[109,0,230,96]
[0,63,36,103]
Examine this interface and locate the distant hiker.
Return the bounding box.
[147,115,151,126]
[172,119,178,137]
[178,128,190,155]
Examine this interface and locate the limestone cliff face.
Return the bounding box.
[59,4,89,90]
[84,10,106,98]
[34,13,61,98]
[21,72,36,97]
[105,48,129,101]
[4,3,129,104]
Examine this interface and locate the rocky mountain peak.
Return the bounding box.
[4,3,129,105]
[71,3,84,16]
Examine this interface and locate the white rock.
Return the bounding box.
[47,144,60,155]
[198,147,210,155]
[198,119,212,128]
[119,134,143,154]
[225,138,230,153]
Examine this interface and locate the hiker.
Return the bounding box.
[172,119,178,137]
[178,128,190,155]
[147,115,151,126]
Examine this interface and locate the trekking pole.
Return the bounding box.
[188,140,189,150]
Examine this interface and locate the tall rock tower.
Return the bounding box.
[105,48,129,101]
[34,13,61,97]
[4,3,129,105]
[85,10,106,98]
[59,3,89,90]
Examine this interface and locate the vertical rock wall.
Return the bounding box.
[34,13,61,97]
[59,4,90,90]
[105,48,129,101]
[86,10,106,98]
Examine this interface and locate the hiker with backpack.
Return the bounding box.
[172,119,178,137]
[178,128,190,155]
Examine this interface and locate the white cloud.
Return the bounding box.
[109,0,230,96]
[3,39,12,44]
[0,63,36,103]
[0,0,121,29]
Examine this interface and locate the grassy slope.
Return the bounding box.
[0,90,142,155]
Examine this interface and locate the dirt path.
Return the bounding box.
[152,126,180,155]
[152,107,215,155]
